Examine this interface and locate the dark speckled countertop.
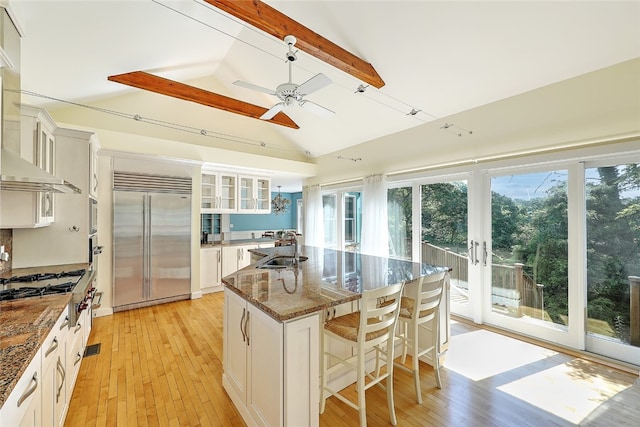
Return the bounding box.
[222,245,449,322]
[0,263,89,409]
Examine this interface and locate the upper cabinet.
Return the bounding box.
[201,171,237,213]
[201,171,271,214]
[1,106,58,228]
[239,175,271,214]
[34,113,57,224]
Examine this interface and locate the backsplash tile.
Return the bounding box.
[0,229,12,273]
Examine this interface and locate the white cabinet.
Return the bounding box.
[35,118,56,224]
[0,106,57,228]
[88,137,99,199]
[239,175,271,213]
[200,246,222,290]
[201,171,238,213]
[0,345,42,427]
[223,288,319,427]
[221,244,254,277]
[66,313,87,403]
[41,310,69,427]
[12,126,100,267]
[201,171,271,214]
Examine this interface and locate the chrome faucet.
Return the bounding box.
[285,231,299,265]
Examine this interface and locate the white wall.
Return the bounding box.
[309,59,640,186]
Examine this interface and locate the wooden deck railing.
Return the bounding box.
[422,242,640,344]
[421,242,543,313]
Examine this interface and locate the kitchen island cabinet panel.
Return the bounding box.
[223,288,318,427]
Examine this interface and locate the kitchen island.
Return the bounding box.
[221,245,449,427]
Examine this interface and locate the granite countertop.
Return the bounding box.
[222,245,449,322]
[0,263,90,409]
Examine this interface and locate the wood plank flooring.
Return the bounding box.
[65,292,640,427]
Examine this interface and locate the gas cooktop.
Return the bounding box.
[0,269,86,301]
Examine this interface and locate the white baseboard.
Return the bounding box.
[201,285,224,294]
[93,306,113,318]
[191,291,203,299]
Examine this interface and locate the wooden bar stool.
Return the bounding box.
[319,282,405,427]
[394,272,447,404]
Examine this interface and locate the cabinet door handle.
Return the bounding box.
[75,352,82,366]
[45,337,59,357]
[217,251,221,263]
[56,357,66,402]
[244,311,250,346]
[240,308,246,342]
[75,322,82,333]
[60,316,69,330]
[93,173,98,193]
[17,372,38,408]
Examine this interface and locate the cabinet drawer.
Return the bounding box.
[42,310,69,370]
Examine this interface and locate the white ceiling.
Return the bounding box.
[9,0,640,191]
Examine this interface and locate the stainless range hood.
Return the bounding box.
[1,148,81,193]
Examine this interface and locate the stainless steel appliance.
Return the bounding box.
[0,268,95,326]
[112,172,191,312]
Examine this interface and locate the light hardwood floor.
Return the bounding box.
[65,292,640,427]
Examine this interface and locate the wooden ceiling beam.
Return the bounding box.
[205,0,385,89]
[107,71,299,129]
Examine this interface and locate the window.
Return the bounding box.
[344,195,356,244]
[388,186,412,259]
[323,194,337,248]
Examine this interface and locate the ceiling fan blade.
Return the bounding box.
[299,100,334,119]
[108,71,298,129]
[297,73,331,96]
[205,0,384,88]
[260,102,285,120]
[233,80,277,96]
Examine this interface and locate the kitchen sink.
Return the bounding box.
[257,256,308,269]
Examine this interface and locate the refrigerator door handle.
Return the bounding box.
[147,195,152,300]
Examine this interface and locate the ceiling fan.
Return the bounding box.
[234,35,334,120]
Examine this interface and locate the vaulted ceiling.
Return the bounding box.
[10,1,640,188]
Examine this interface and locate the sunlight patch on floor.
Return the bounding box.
[496,359,631,424]
[443,329,557,381]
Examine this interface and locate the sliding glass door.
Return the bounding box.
[484,168,575,345]
[419,180,471,318]
[585,162,640,363]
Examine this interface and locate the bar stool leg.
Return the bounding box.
[320,333,328,413]
[357,343,367,427]
[412,322,423,404]
[386,339,398,425]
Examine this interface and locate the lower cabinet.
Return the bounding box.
[41,310,68,427]
[1,346,42,427]
[223,288,319,427]
[200,246,222,290]
[221,245,254,277]
[0,306,92,427]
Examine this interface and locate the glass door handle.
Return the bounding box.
[483,241,488,266]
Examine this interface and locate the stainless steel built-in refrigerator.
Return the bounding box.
[113,173,191,312]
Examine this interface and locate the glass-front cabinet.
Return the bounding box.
[201,172,238,213]
[239,175,271,213]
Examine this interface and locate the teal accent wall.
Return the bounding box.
[229,191,302,231]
